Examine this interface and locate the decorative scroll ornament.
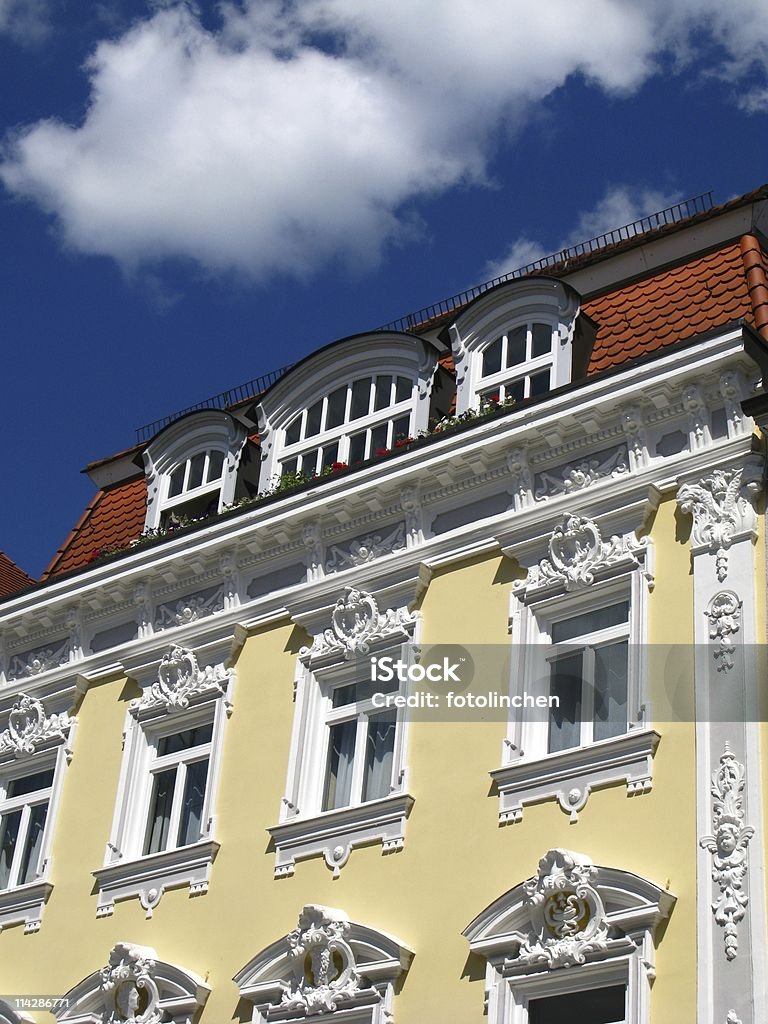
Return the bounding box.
[303,587,417,660]
[677,466,762,582]
[281,906,360,1014]
[0,694,74,759]
[706,591,742,672]
[534,447,628,500]
[700,744,754,961]
[100,943,161,1024]
[131,645,231,716]
[520,514,649,595]
[513,849,609,969]
[325,524,405,573]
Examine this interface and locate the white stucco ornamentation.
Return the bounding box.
[514,849,609,969]
[706,592,742,672]
[520,514,650,596]
[677,465,762,582]
[100,943,161,1024]
[700,744,754,961]
[130,645,232,716]
[325,525,406,572]
[281,906,360,1014]
[0,694,74,760]
[302,587,417,661]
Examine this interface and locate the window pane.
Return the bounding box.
[306,400,323,437]
[506,379,525,402]
[206,449,225,482]
[530,369,550,396]
[482,338,502,377]
[506,325,526,366]
[349,432,367,464]
[322,720,357,811]
[168,463,186,498]
[326,386,347,428]
[157,724,213,757]
[8,770,54,797]
[351,378,372,419]
[285,415,302,445]
[332,675,398,708]
[187,452,206,490]
[395,376,411,402]
[18,802,48,885]
[548,652,582,753]
[374,375,393,411]
[177,759,209,847]
[594,641,629,743]
[551,603,629,643]
[531,322,553,357]
[0,810,21,889]
[321,442,339,470]
[144,768,177,855]
[392,415,411,443]
[529,985,626,1024]
[370,423,389,453]
[281,458,298,478]
[362,711,396,802]
[300,449,319,476]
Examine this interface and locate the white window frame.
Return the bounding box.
[0,693,74,934]
[492,520,658,824]
[269,590,417,877]
[93,645,234,918]
[160,448,227,523]
[475,321,558,406]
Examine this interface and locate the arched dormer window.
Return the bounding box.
[142,410,248,530]
[255,333,439,486]
[449,278,581,416]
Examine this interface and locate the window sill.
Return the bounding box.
[0,879,53,934]
[92,838,219,918]
[268,792,414,878]
[490,728,660,824]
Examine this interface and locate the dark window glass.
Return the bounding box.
[529,369,550,396]
[322,719,357,811]
[157,724,213,757]
[370,423,389,452]
[305,400,323,437]
[507,379,525,402]
[531,322,553,356]
[18,802,48,885]
[551,603,629,643]
[529,984,626,1024]
[392,415,411,442]
[143,767,176,855]
[188,452,206,490]
[285,416,302,445]
[374,375,393,410]
[321,442,339,469]
[168,464,186,498]
[206,450,225,482]
[482,338,502,376]
[594,641,629,743]
[351,378,372,420]
[0,810,21,889]
[281,458,298,478]
[326,387,347,428]
[395,376,411,402]
[300,449,319,475]
[348,432,367,464]
[362,711,396,802]
[8,771,54,797]
[177,759,209,847]
[548,652,583,753]
[506,325,527,366]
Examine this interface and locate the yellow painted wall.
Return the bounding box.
[0,497,703,1023]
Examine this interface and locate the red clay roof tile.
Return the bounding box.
[0,552,35,598]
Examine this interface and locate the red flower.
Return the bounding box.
[330,461,348,472]
[374,448,391,456]
[394,437,415,448]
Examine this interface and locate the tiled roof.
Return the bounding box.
[583,241,757,374]
[42,476,147,580]
[0,552,34,598]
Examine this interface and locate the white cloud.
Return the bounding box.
[484,185,681,281]
[0,0,51,44]
[1,1,766,280]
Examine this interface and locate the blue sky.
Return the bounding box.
[1,0,767,578]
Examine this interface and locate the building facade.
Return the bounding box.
[1,187,768,1024]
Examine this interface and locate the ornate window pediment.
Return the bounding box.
[234,904,413,1023]
[56,942,209,1024]
[464,848,675,1024]
[301,586,418,666]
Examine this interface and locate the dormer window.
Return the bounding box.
[256,332,439,488]
[143,411,247,531]
[449,278,581,417]
[279,374,414,478]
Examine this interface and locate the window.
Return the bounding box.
[279,374,414,478]
[269,587,416,877]
[492,514,657,824]
[478,322,555,405]
[0,768,53,891]
[529,986,626,1024]
[94,644,234,917]
[160,449,226,527]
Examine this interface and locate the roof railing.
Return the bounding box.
[375,190,714,333]
[134,189,714,443]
